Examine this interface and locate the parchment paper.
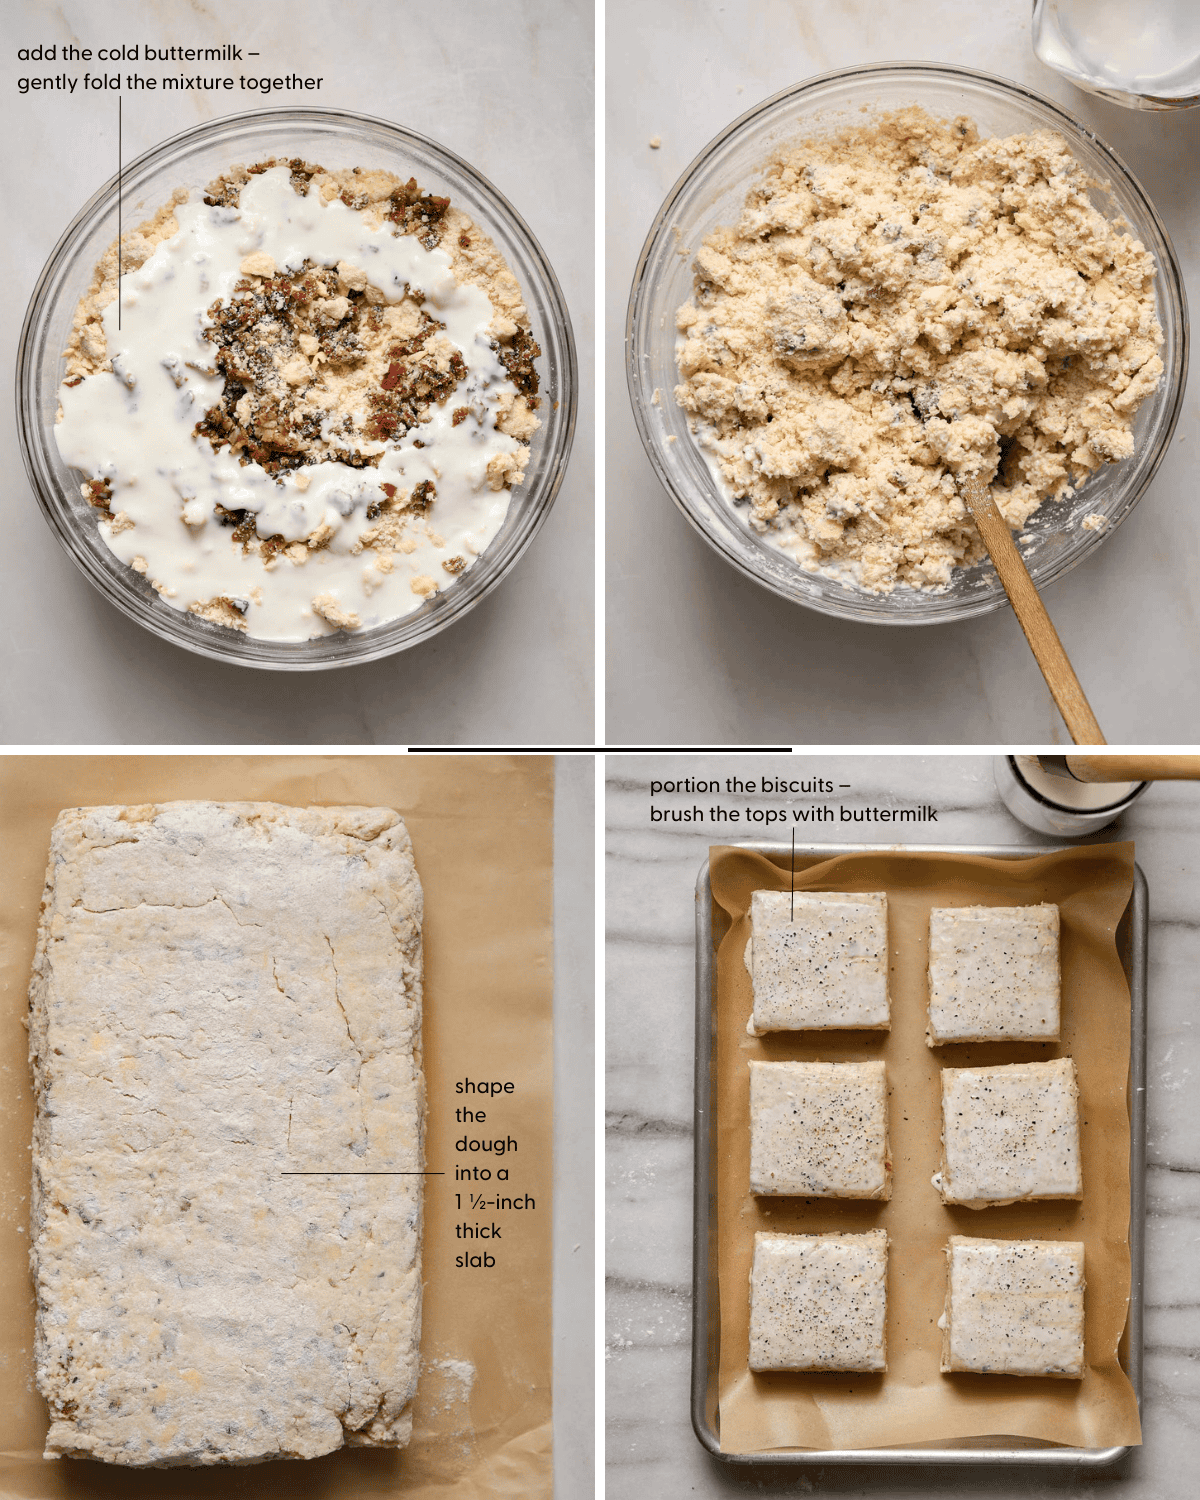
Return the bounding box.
[0,755,553,1498]
[710,842,1141,1454]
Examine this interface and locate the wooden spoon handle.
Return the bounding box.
[961,477,1105,745]
[1066,755,1200,782]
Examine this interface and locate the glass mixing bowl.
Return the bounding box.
[18,106,577,669]
[626,62,1188,625]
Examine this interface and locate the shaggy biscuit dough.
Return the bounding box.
[675,107,1164,592]
[29,802,423,1466]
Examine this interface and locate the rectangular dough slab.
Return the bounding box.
[749,1230,888,1372]
[927,903,1060,1045]
[749,1059,890,1199]
[28,801,424,1467]
[936,1057,1081,1208]
[746,890,889,1034]
[940,1236,1085,1377]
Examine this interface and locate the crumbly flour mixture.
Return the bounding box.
[56,158,540,639]
[675,108,1163,592]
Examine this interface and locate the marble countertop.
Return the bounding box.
[606,754,1200,1495]
[4,0,593,746]
[605,0,1200,745]
[553,754,596,1500]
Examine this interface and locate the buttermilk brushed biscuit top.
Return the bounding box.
[745,889,889,1034]
[927,903,1060,1044]
[935,1057,1082,1208]
[940,1235,1085,1377]
[675,107,1163,594]
[749,1229,889,1372]
[749,1059,890,1199]
[28,801,424,1466]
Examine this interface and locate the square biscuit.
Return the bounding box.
[927,903,1060,1045]
[941,1236,1085,1377]
[29,802,424,1467]
[936,1058,1081,1207]
[749,1059,890,1199]
[749,1230,888,1372]
[746,889,889,1034]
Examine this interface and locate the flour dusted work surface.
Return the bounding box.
[28,801,423,1467]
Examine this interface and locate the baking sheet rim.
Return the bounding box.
[690,839,1147,1469]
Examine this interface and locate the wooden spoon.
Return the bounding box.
[1039,755,1200,782]
[960,472,1105,745]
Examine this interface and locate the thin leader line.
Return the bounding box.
[790,827,795,921]
[280,1171,445,1176]
[117,94,122,330]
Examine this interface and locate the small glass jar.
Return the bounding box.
[1032,0,1200,111]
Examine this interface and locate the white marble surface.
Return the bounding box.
[605,0,1200,745]
[4,0,593,745]
[553,754,596,1500]
[606,754,1200,1495]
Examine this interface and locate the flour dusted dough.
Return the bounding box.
[28,801,423,1466]
[675,107,1164,593]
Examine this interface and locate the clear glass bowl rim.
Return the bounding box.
[17,104,578,670]
[626,60,1189,627]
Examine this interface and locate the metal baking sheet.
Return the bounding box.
[691,841,1147,1469]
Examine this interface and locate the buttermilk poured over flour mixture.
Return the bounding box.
[674,108,1164,593]
[55,158,541,639]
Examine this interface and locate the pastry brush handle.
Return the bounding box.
[1066,755,1200,782]
[961,476,1105,746]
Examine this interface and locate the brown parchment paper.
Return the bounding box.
[710,842,1141,1454]
[0,755,553,1499]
